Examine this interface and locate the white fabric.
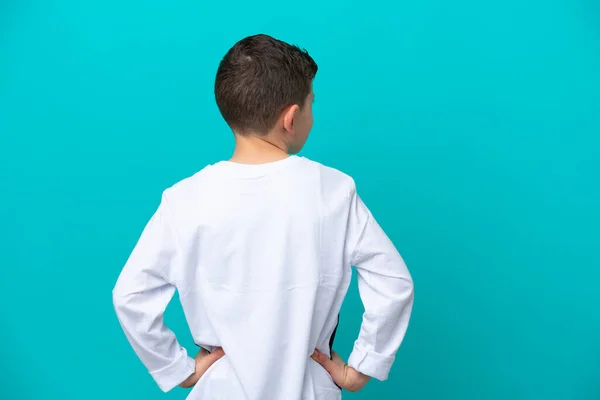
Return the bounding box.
[113,156,414,399]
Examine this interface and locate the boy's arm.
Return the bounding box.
[112,194,195,392]
[345,184,415,381]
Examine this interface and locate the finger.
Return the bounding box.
[330,351,346,368]
[205,347,225,362]
[195,347,210,359]
[311,350,343,381]
[196,348,225,374]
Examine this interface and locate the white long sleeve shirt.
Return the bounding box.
[113,156,414,400]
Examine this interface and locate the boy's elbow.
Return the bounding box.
[112,281,130,314]
[407,278,415,302]
[112,287,124,312]
[396,275,414,304]
[406,274,414,293]
[405,269,414,293]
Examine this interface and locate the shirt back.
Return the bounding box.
[113,156,414,400]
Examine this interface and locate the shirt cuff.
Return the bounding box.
[149,348,195,392]
[347,343,395,381]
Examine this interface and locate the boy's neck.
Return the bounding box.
[229,133,290,165]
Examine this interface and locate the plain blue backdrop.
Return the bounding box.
[1,0,599,399]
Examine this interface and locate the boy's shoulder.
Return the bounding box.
[162,157,357,200]
[160,163,220,202]
[302,156,356,182]
[296,158,356,204]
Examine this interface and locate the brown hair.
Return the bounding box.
[214,34,318,134]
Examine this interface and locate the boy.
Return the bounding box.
[112,34,414,399]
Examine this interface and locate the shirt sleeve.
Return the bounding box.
[112,194,195,392]
[345,184,415,381]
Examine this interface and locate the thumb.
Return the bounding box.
[196,347,225,372]
[204,347,225,363]
[311,350,343,381]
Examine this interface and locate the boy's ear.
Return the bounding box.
[282,104,300,134]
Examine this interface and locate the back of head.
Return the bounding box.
[214,34,318,135]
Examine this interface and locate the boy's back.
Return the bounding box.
[113,34,414,399]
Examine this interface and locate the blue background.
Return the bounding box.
[1,0,599,399]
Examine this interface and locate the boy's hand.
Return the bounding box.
[179,347,225,388]
[311,349,370,392]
